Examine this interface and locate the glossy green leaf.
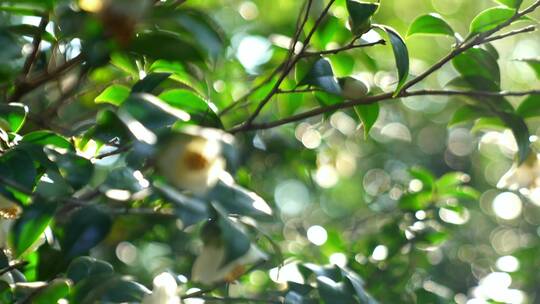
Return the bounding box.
[498,112,530,164]
[376,25,409,95]
[22,131,72,150]
[12,201,55,257]
[299,58,342,95]
[0,103,27,132]
[45,150,94,191]
[211,203,251,265]
[95,84,130,106]
[0,149,37,191]
[449,105,487,126]
[469,7,519,37]
[354,103,379,138]
[207,179,272,218]
[346,0,379,35]
[407,13,455,37]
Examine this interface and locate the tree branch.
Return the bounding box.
[302,39,386,57]
[20,16,49,77]
[230,89,540,132]
[480,25,536,45]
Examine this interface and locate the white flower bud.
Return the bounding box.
[156,134,226,194]
[142,272,181,304]
[497,153,540,190]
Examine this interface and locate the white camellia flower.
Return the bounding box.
[192,243,267,285]
[497,153,540,205]
[156,130,228,194]
[142,272,181,304]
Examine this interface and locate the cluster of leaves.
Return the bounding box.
[0,0,538,302]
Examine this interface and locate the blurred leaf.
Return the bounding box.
[346,0,379,35]
[409,167,435,191]
[80,276,150,303]
[95,84,130,106]
[159,89,222,127]
[0,103,27,132]
[492,0,523,9]
[154,182,208,227]
[516,95,540,118]
[83,110,131,145]
[132,73,171,93]
[22,131,72,150]
[0,149,36,191]
[518,58,540,79]
[31,279,70,304]
[66,256,114,284]
[497,111,530,164]
[452,47,500,85]
[12,201,55,257]
[399,192,433,211]
[46,150,94,191]
[5,24,55,42]
[354,103,379,138]
[436,172,470,190]
[449,105,487,126]
[62,206,112,258]
[211,203,251,265]
[129,31,204,62]
[317,276,358,304]
[407,14,455,38]
[208,179,272,218]
[110,52,139,77]
[375,25,409,95]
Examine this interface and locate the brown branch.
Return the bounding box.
[302,39,386,57]
[230,89,540,132]
[480,25,536,45]
[401,0,540,92]
[0,261,28,276]
[20,16,49,77]
[9,53,84,103]
[93,144,133,160]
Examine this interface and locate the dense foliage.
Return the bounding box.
[0,0,539,303]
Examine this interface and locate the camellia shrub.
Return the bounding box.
[0,0,539,303]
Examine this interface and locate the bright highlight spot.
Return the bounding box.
[236,35,273,73]
[496,256,520,273]
[492,192,522,220]
[78,0,104,12]
[329,253,348,267]
[307,225,328,246]
[372,245,388,261]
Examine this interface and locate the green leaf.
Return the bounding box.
[498,112,531,164]
[132,73,171,93]
[62,206,112,258]
[449,105,487,126]
[452,48,500,85]
[129,31,204,62]
[346,0,379,35]
[159,89,222,127]
[493,0,523,9]
[399,192,433,211]
[407,13,455,38]
[375,25,409,95]
[83,110,131,145]
[32,279,70,304]
[66,256,114,284]
[211,203,251,265]
[95,85,130,106]
[45,150,94,191]
[110,52,139,77]
[22,131,72,150]
[0,103,27,132]
[436,172,470,190]
[154,182,208,227]
[354,103,379,138]
[299,58,342,95]
[81,276,150,303]
[469,7,521,37]
[118,93,190,134]
[0,148,36,191]
[317,277,358,304]
[518,58,540,79]
[12,201,55,257]
[516,95,540,119]
[207,179,272,218]
[409,167,436,191]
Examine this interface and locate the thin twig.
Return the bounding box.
[480,25,536,44]
[302,39,386,57]
[196,296,282,303]
[0,261,29,276]
[20,16,49,77]
[240,0,337,128]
